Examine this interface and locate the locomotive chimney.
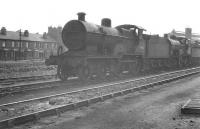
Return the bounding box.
[77,12,86,21]
[101,18,111,27]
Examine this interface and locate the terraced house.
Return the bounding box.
[0,27,58,60]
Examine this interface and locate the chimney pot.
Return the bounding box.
[1,27,7,35]
[43,32,47,39]
[24,30,29,37]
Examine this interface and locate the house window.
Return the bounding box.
[48,44,50,49]
[41,43,44,48]
[5,41,9,47]
[36,42,39,48]
[49,43,51,49]
[49,43,52,49]
[44,43,47,49]
[16,42,19,47]
[2,41,5,47]
[26,42,28,48]
[12,41,15,47]
[51,43,54,49]
[17,42,20,47]
[14,42,18,47]
[34,42,36,48]
[28,42,31,48]
[22,42,26,47]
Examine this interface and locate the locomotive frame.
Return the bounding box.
[45,12,192,81]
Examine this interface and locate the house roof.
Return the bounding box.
[0,31,56,43]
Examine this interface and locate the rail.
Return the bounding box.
[0,66,199,128]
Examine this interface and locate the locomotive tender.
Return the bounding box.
[45,12,191,80]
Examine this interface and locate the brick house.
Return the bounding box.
[0,27,58,60]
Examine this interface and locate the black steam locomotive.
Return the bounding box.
[46,12,191,80]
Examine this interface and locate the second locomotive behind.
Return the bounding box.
[46,12,191,81]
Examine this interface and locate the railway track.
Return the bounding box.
[0,67,200,128]
[0,75,58,96]
[0,68,184,96]
[0,79,60,97]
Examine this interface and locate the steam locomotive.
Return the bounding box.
[45,12,192,81]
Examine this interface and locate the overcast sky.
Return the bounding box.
[1,0,200,35]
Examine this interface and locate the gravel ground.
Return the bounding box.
[0,70,185,120]
[0,74,143,105]
[9,73,200,129]
[0,70,181,105]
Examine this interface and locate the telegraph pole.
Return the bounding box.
[19,29,22,60]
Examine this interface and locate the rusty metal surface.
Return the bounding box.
[81,21,121,36]
[147,37,170,58]
[62,20,137,52]
[191,47,200,57]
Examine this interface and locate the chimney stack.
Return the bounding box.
[43,32,47,39]
[1,27,7,35]
[24,30,29,37]
[77,12,86,21]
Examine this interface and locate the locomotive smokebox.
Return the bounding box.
[101,18,111,27]
[77,12,86,21]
